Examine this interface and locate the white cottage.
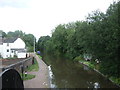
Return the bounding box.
[0,35,26,58]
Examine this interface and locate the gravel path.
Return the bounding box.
[24,54,50,88]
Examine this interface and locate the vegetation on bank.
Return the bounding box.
[20,58,39,80]
[20,73,35,81]
[109,77,120,85]
[36,1,120,85]
[27,58,39,71]
[37,54,42,59]
[1,1,119,85]
[75,56,120,85]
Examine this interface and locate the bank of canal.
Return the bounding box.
[43,54,119,88]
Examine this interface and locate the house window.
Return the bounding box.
[7,49,9,52]
[7,43,9,46]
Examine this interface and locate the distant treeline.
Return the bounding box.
[0,30,36,52]
[37,1,120,78]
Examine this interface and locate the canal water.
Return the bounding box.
[43,54,119,88]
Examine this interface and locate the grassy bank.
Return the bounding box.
[20,73,35,80]
[109,77,120,85]
[27,58,39,71]
[75,56,120,86]
[21,58,39,80]
[37,54,42,59]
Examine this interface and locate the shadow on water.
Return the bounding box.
[43,54,119,88]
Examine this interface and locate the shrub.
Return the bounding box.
[14,55,18,58]
[73,56,84,62]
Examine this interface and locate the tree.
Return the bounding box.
[37,36,50,55]
[22,34,36,52]
[0,30,7,38]
[7,30,24,38]
[39,1,120,78]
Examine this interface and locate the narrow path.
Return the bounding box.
[24,54,50,88]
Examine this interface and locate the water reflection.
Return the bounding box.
[83,65,89,71]
[43,54,118,88]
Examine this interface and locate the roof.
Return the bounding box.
[3,37,18,43]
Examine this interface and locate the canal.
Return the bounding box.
[43,54,119,88]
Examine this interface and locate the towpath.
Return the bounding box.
[24,53,50,88]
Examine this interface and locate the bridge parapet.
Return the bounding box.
[1,57,33,74]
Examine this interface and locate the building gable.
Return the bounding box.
[11,38,25,49]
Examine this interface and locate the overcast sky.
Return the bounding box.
[0,0,117,39]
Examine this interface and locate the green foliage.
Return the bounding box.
[20,73,35,80]
[7,30,25,38]
[22,34,35,46]
[0,30,7,38]
[13,54,18,58]
[36,36,50,55]
[2,30,36,52]
[37,55,42,59]
[27,59,39,71]
[37,1,120,81]
[73,56,84,62]
[110,77,120,85]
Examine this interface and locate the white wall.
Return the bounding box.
[17,53,26,58]
[11,38,25,49]
[1,38,26,58]
[2,43,11,58]
[0,45,3,57]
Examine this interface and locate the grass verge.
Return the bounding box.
[27,58,39,71]
[20,73,35,80]
[77,59,95,69]
[37,54,42,59]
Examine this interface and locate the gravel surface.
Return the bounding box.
[24,54,50,88]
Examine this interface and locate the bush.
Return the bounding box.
[14,55,18,58]
[110,77,120,85]
[73,56,84,62]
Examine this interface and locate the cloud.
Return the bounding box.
[0,0,30,8]
[0,0,117,39]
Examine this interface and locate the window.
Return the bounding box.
[7,43,9,46]
[7,49,9,52]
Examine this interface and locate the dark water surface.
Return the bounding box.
[43,55,119,88]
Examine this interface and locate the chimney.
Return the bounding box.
[0,31,3,45]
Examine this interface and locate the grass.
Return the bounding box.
[27,58,39,71]
[37,54,42,59]
[110,77,120,85]
[20,57,39,80]
[83,61,95,69]
[20,73,35,80]
[77,59,95,69]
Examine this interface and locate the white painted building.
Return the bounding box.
[0,34,27,58]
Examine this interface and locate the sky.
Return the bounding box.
[0,0,117,39]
